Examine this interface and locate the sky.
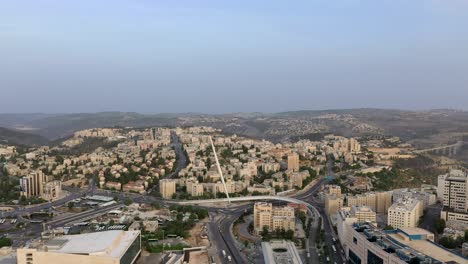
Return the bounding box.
[1,0,468,114]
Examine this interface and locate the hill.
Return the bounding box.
[0,109,467,150]
[0,127,50,146]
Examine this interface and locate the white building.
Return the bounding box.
[387,199,423,229]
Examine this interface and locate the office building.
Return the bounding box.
[254,202,295,235]
[287,153,300,172]
[438,170,468,211]
[387,199,423,229]
[160,179,177,199]
[17,230,141,264]
[342,222,467,264]
[337,206,377,252]
[437,169,468,229]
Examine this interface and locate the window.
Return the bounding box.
[367,250,383,264]
[120,234,141,264]
[349,249,361,264]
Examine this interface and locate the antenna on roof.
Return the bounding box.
[209,136,231,205]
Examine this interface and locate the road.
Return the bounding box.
[1,132,346,263]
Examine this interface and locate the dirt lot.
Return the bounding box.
[185,219,210,247]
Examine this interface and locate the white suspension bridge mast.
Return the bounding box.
[209,136,231,205]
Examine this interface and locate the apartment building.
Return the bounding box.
[325,193,344,216]
[20,171,45,198]
[187,181,204,197]
[346,191,393,214]
[287,153,300,172]
[324,184,342,197]
[160,179,177,199]
[254,202,295,235]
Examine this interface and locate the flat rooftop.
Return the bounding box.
[44,230,140,258]
[352,222,468,264]
[262,240,303,264]
[389,233,467,264]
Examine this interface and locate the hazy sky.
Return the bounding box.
[1,0,468,113]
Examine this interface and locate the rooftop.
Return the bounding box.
[43,230,140,258]
[352,222,468,264]
[262,240,303,264]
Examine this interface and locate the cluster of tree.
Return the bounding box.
[363,156,442,191]
[168,205,209,220]
[19,195,46,206]
[439,235,465,249]
[261,226,295,241]
[438,229,468,249]
[0,237,12,248]
[435,219,446,234]
[0,176,19,202]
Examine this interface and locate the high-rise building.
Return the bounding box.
[287,153,300,172]
[437,170,468,211]
[437,170,468,229]
[254,202,295,235]
[20,171,45,198]
[159,179,177,199]
[387,199,423,229]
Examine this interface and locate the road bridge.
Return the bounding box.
[414,141,464,156]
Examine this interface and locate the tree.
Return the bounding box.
[124,198,133,206]
[261,226,269,236]
[285,229,294,240]
[439,236,463,249]
[68,202,75,210]
[435,219,446,234]
[383,225,394,230]
[0,237,12,248]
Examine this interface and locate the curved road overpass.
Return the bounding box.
[178,195,313,207]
